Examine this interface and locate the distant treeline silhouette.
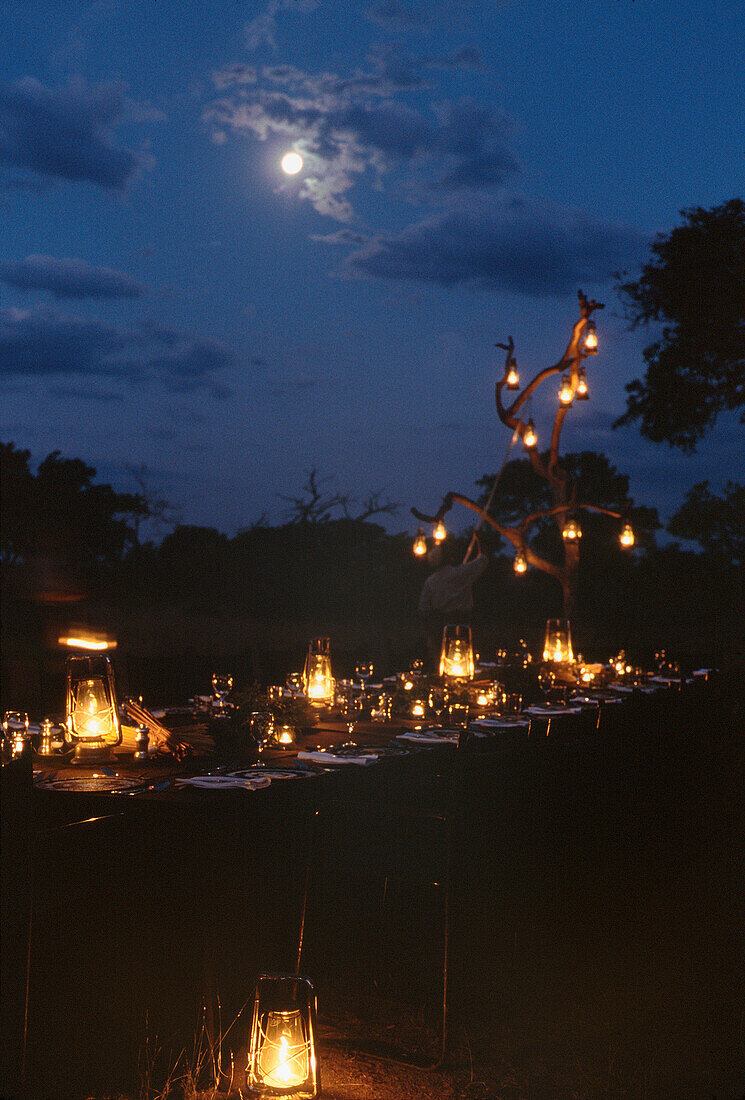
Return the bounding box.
[1,441,743,712]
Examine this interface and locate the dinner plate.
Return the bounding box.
[36,775,145,793]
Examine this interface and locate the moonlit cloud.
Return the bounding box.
[0,255,146,300]
[205,61,518,221]
[340,200,649,295]
[0,77,141,189]
[244,0,320,52]
[0,308,233,393]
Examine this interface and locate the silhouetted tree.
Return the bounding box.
[668,481,745,564]
[0,442,148,595]
[615,198,745,449]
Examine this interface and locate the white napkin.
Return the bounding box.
[174,775,272,790]
[395,729,460,745]
[469,716,530,729]
[524,705,583,716]
[296,750,379,766]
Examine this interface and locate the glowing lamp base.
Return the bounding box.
[70,739,117,765]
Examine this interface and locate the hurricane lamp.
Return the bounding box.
[513,550,527,574]
[542,619,574,665]
[558,374,573,405]
[246,974,319,1097]
[506,360,520,389]
[440,624,475,682]
[303,637,335,706]
[576,366,589,399]
[432,520,447,543]
[583,321,598,353]
[619,522,635,548]
[413,528,427,556]
[65,654,122,764]
[523,419,537,449]
[561,518,582,541]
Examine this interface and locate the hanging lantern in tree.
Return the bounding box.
[432,520,447,543]
[576,366,589,400]
[583,321,598,353]
[558,374,573,405]
[619,522,635,548]
[561,517,582,541]
[505,360,520,389]
[413,528,427,556]
[523,419,537,449]
[513,550,527,574]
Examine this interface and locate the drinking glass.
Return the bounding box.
[250,711,275,765]
[3,711,30,758]
[354,659,373,694]
[428,686,449,725]
[286,672,303,698]
[211,673,233,712]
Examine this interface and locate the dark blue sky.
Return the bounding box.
[2,0,743,536]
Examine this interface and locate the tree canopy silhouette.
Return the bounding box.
[1,442,148,597]
[615,198,745,450]
[668,481,745,565]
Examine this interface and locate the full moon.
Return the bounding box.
[281,151,303,175]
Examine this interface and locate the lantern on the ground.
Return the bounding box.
[413,528,427,556]
[439,624,475,682]
[302,637,335,705]
[246,974,319,1098]
[542,619,574,664]
[65,654,122,764]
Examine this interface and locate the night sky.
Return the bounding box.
[2,0,743,537]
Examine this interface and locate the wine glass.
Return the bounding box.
[211,673,233,713]
[354,659,373,696]
[249,711,275,766]
[428,686,449,726]
[3,711,30,758]
[286,671,303,699]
